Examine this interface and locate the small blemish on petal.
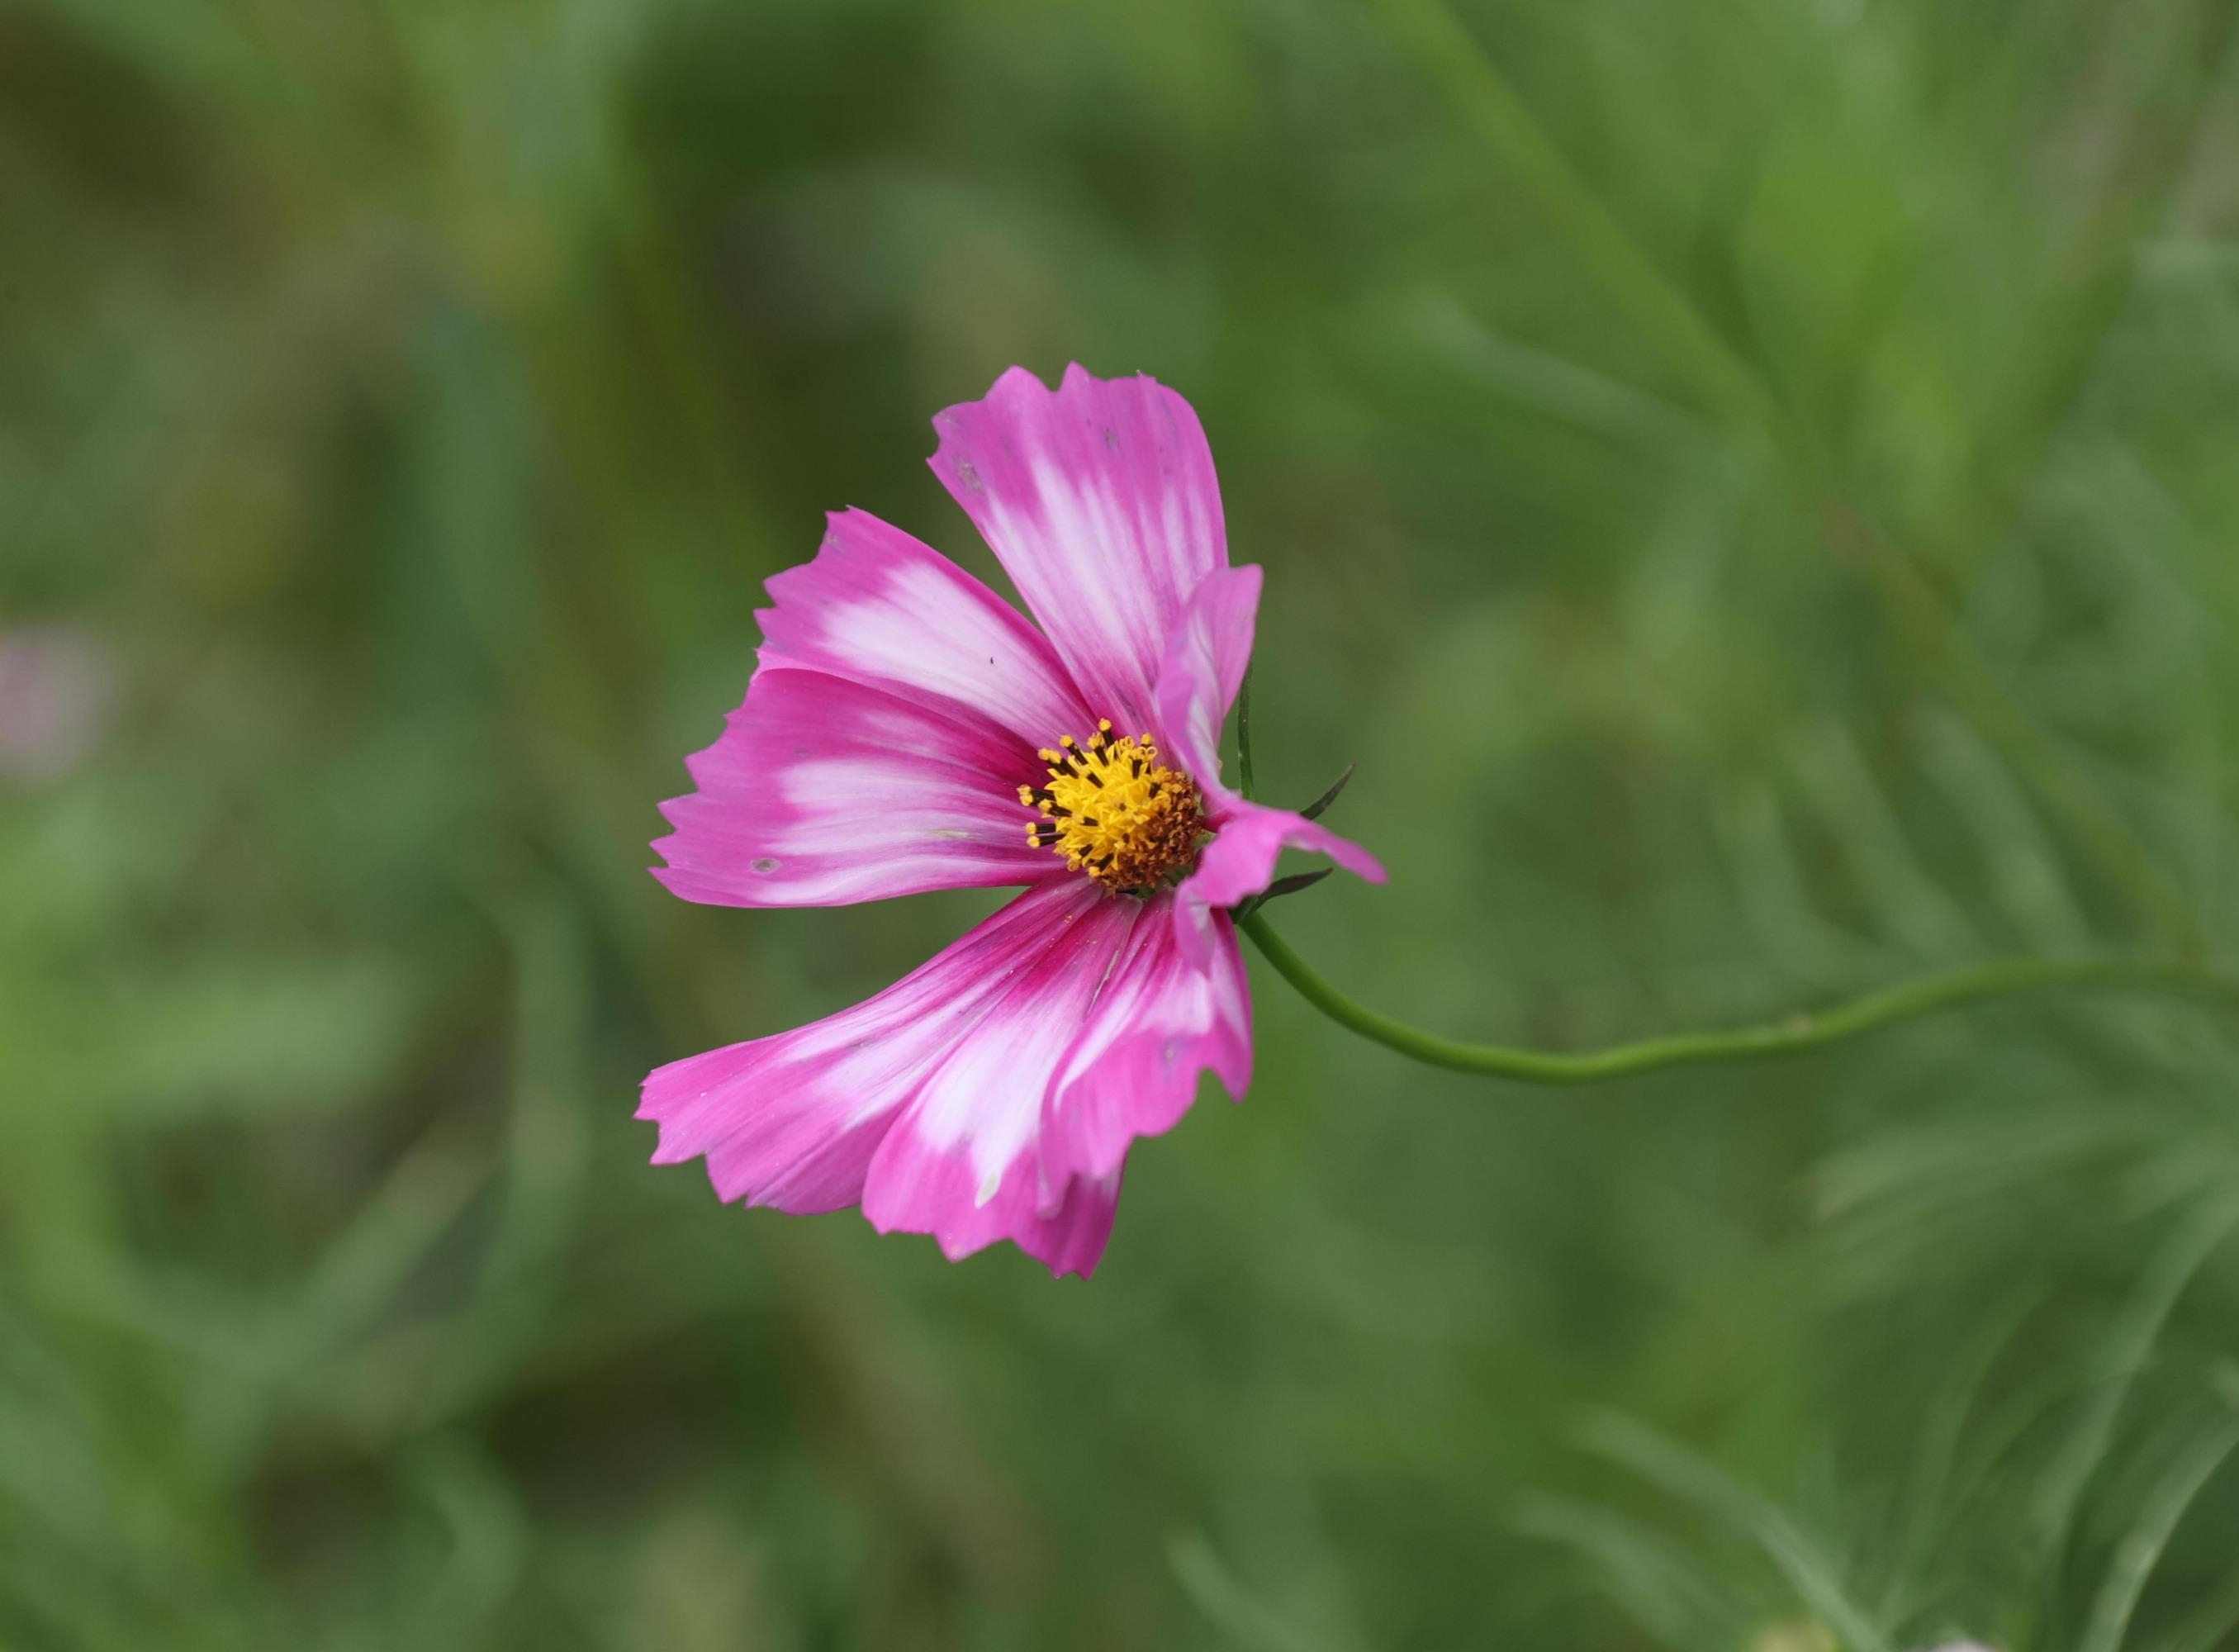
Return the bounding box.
[956,459,983,491]
[751,857,780,873]
[1103,426,1119,450]
[975,1165,1003,1207]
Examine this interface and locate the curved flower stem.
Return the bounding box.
[1236,911,2239,1085]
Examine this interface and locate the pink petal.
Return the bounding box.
[643,879,1140,1275]
[852,885,1152,1276]
[1175,799,1387,958]
[1151,567,1387,961]
[1151,563,1260,787]
[862,1122,1127,1277]
[641,874,1259,1277]
[929,365,1226,735]
[652,667,1053,907]
[642,878,1115,1201]
[1038,891,1253,1187]
[758,507,1093,751]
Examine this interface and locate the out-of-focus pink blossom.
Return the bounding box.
[0,624,115,781]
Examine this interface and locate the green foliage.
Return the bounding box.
[3,0,2237,1645]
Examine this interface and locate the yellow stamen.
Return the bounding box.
[1018,718,1203,892]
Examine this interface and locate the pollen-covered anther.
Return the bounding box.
[1021,718,1203,892]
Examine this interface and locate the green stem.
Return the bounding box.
[1236,911,2239,1085]
[1236,666,1257,802]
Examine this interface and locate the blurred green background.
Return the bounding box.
[7,0,2239,1646]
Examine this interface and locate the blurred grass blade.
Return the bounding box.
[2167,1545,2239,1652]
[2031,1194,2239,1564]
[2079,1410,2239,1652]
[1167,1533,1338,1652]
[1376,0,1782,442]
[1513,1494,1731,1645]
[1581,1413,1892,1652]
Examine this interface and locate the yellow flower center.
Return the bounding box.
[1018,719,1203,892]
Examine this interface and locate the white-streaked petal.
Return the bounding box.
[652,667,1052,907]
[758,506,1092,749]
[930,365,1227,733]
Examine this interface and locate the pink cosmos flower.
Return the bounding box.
[641,365,1384,1277]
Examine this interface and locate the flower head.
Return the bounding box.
[641,365,1383,1276]
[1021,721,1202,890]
